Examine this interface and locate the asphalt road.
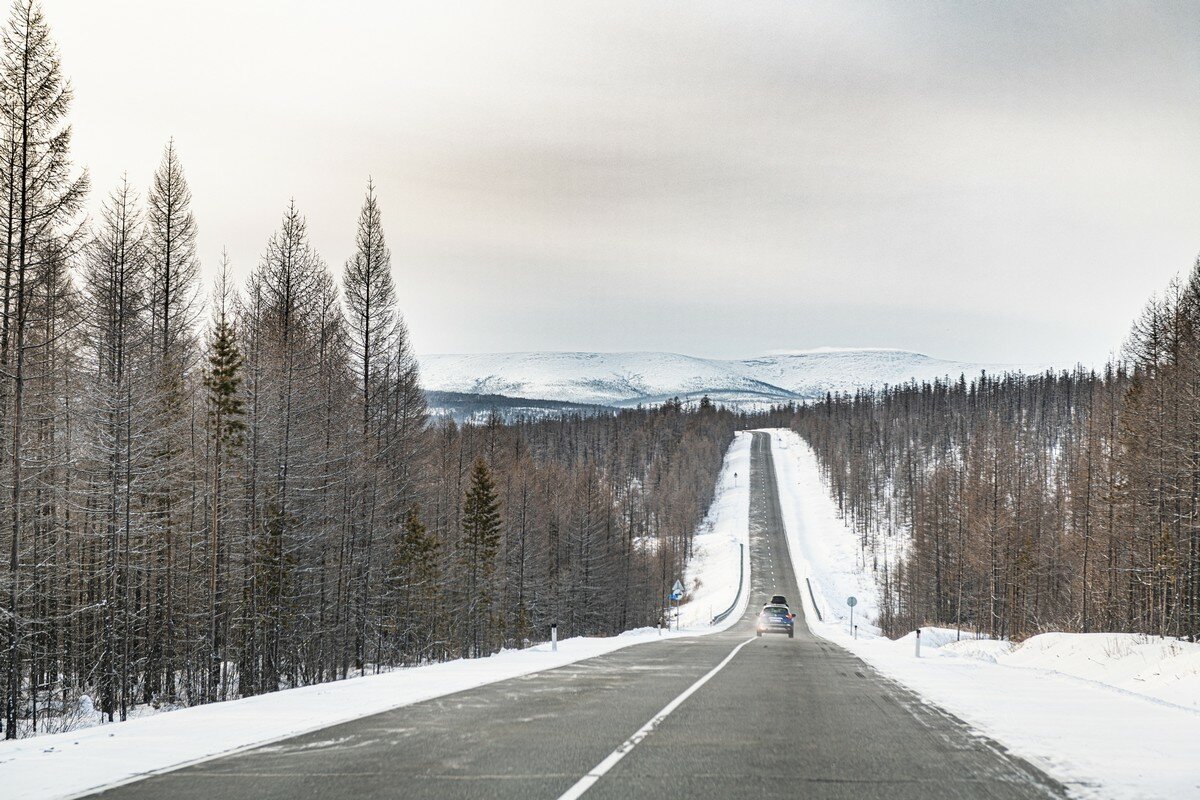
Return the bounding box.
[90,432,1065,800]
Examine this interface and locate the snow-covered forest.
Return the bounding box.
[0,2,741,738]
[793,261,1200,644]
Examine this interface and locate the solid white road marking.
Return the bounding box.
[554,636,757,800]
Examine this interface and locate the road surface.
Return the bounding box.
[91,432,1064,800]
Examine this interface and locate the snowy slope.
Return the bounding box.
[676,432,751,629]
[420,348,1041,409]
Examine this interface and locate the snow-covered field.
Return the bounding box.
[420,348,1040,410]
[0,434,751,800]
[766,427,1200,800]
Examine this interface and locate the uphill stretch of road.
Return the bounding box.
[91,432,1065,800]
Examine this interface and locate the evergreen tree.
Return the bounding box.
[460,458,501,658]
[205,258,244,443]
[387,505,439,664]
[202,255,243,700]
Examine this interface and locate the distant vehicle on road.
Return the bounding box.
[757,604,795,638]
[768,595,788,606]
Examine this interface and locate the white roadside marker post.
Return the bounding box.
[915,628,921,658]
[552,623,558,652]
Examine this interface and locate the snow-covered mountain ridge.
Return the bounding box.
[419,348,1044,410]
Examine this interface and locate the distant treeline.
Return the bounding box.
[793,262,1200,643]
[0,2,741,738]
[424,389,620,423]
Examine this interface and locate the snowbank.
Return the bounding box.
[676,431,751,629]
[0,629,686,800]
[988,632,1200,710]
[0,433,753,800]
[766,427,1200,800]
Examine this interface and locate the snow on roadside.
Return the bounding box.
[765,427,1200,800]
[676,431,751,629]
[0,630,684,800]
[764,427,881,635]
[0,433,753,800]
[967,632,1200,710]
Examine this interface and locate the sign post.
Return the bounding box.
[846,596,857,639]
[670,579,684,631]
[551,622,558,652]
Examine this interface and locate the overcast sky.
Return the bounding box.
[48,1,1200,365]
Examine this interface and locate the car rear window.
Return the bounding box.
[762,606,789,617]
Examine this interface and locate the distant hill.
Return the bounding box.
[424,390,618,423]
[419,348,1044,414]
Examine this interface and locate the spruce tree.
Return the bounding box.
[202,255,243,700]
[205,258,245,443]
[388,505,439,663]
[460,459,501,658]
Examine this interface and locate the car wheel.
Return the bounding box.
[756,630,762,637]
[788,630,794,638]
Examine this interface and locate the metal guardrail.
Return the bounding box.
[806,577,823,621]
[710,542,745,625]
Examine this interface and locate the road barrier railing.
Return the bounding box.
[710,542,745,625]
[806,577,823,621]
